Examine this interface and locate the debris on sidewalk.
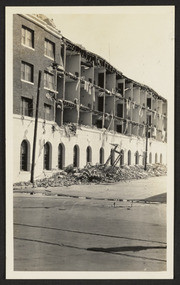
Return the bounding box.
[13,163,167,189]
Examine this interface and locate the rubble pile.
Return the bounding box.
[14,163,167,188]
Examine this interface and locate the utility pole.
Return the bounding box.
[30,70,42,184]
[144,116,149,171]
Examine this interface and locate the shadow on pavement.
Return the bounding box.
[87,245,167,253]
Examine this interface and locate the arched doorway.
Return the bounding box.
[86,146,92,163]
[128,150,131,165]
[120,150,124,167]
[99,147,104,164]
[149,152,152,164]
[73,145,80,167]
[135,151,139,165]
[58,143,65,169]
[110,149,115,166]
[20,140,30,171]
[155,153,158,163]
[44,142,51,170]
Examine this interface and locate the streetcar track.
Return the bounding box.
[14,223,167,245]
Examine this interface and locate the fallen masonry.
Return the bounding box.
[14,163,167,189]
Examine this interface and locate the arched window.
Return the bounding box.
[86,146,92,163]
[73,145,80,167]
[99,147,104,164]
[120,150,124,167]
[142,152,146,166]
[135,151,139,165]
[58,143,65,169]
[128,150,131,165]
[20,140,29,171]
[160,153,163,164]
[149,152,152,164]
[155,153,158,163]
[110,149,115,166]
[44,142,51,170]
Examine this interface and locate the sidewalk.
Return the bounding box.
[14,176,167,202]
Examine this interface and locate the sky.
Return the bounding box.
[46,6,174,100]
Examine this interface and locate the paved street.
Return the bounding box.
[14,176,167,271]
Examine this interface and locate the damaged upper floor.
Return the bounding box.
[13,14,167,143]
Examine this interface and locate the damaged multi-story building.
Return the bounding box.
[13,14,167,183]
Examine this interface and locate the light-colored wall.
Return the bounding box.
[14,113,167,182]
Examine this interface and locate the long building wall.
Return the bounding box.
[13,14,168,183]
[14,115,167,182]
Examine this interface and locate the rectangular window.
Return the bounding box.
[44,71,54,90]
[117,83,124,94]
[117,104,123,117]
[98,73,104,88]
[21,97,33,117]
[21,61,33,83]
[22,26,34,48]
[44,103,51,120]
[44,39,55,59]
[116,125,122,133]
[147,98,151,109]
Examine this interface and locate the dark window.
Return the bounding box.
[73,145,79,167]
[98,97,104,112]
[44,142,51,170]
[117,104,123,117]
[22,26,34,48]
[155,153,158,163]
[142,152,146,166]
[128,150,131,165]
[149,152,152,164]
[110,149,115,166]
[86,146,92,163]
[98,73,104,88]
[58,143,65,169]
[96,120,102,128]
[147,98,151,109]
[135,151,139,165]
[117,83,124,94]
[160,154,163,164]
[120,150,124,166]
[44,71,54,90]
[44,104,51,120]
[116,125,122,133]
[21,97,33,117]
[147,115,151,125]
[20,140,28,171]
[21,61,33,82]
[61,44,65,64]
[99,147,104,164]
[44,39,55,59]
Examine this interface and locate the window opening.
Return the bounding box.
[73,145,79,167]
[98,73,104,88]
[58,143,65,169]
[99,147,104,164]
[22,26,34,48]
[44,142,51,170]
[20,140,28,171]
[117,104,123,117]
[86,146,92,163]
[135,151,139,165]
[44,71,54,90]
[98,97,104,112]
[21,97,33,117]
[21,61,33,82]
[44,39,55,59]
[128,150,131,165]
